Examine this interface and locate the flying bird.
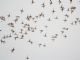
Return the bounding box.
[41,3,45,8]
[31,0,35,4]
[50,0,53,5]
[59,0,61,4]
[0,39,6,44]
[11,48,15,53]
[26,56,30,60]
[70,0,72,3]
[20,8,24,14]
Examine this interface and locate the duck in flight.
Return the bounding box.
[70,0,72,3]
[26,56,30,60]
[0,39,6,44]
[11,48,15,53]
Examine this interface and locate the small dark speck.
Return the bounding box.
[26,56,30,60]
[0,30,1,31]
[11,48,15,53]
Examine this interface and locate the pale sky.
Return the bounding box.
[0,0,80,60]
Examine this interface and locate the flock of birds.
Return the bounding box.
[0,0,80,60]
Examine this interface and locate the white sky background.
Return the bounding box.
[0,0,80,60]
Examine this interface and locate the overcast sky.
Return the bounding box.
[0,0,80,60]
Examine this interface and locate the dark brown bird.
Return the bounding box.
[48,18,51,21]
[60,5,64,12]
[8,22,14,27]
[7,14,10,17]
[65,14,69,18]
[41,3,45,8]
[61,31,64,34]
[20,35,24,39]
[59,0,61,4]
[26,56,29,60]
[64,35,67,38]
[63,19,67,22]
[70,0,72,3]
[50,0,53,5]
[20,8,24,14]
[11,29,15,33]
[14,36,18,40]
[44,33,47,37]
[0,30,1,31]
[0,39,6,44]
[43,44,46,47]
[11,48,15,53]
[39,30,43,33]
[3,36,6,39]
[0,16,5,21]
[31,0,34,4]
[28,40,33,44]
[52,9,55,13]
[38,43,42,47]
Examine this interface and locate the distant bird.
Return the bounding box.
[55,34,58,36]
[70,0,72,3]
[39,30,43,33]
[24,32,27,35]
[54,16,58,19]
[70,6,76,10]
[59,0,61,5]
[60,5,64,12]
[14,18,18,23]
[31,0,35,4]
[20,29,23,33]
[3,36,6,39]
[11,48,15,53]
[64,35,67,38]
[71,22,74,25]
[38,43,42,47]
[0,16,5,21]
[11,29,15,33]
[43,44,46,47]
[20,35,24,39]
[51,39,55,41]
[26,16,30,21]
[52,9,55,13]
[51,34,58,38]
[35,16,38,19]
[39,12,44,17]
[70,6,76,13]
[20,8,24,13]
[7,14,10,17]
[76,18,79,21]
[48,18,51,21]
[0,39,6,44]
[74,21,77,25]
[41,3,45,8]
[61,31,64,34]
[14,36,18,40]
[50,0,53,5]
[44,33,47,37]
[26,56,30,60]
[34,21,37,23]
[62,27,69,30]
[63,19,67,22]
[65,14,69,18]
[8,22,14,27]
[28,40,33,44]
[34,27,37,30]
[21,22,24,24]
[0,30,1,31]
[67,8,70,11]
[44,25,48,28]
[71,10,74,13]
